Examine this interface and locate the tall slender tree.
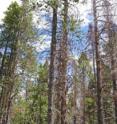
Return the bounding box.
[54,0,68,123]
[102,0,117,123]
[0,1,34,123]
[48,1,58,124]
[92,0,103,123]
[0,3,22,123]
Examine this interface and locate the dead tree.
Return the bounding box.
[92,0,103,123]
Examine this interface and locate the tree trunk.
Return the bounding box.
[111,42,117,123]
[54,0,68,123]
[73,62,77,124]
[103,0,117,123]
[48,1,58,124]
[92,0,103,124]
[0,41,18,124]
[80,67,85,124]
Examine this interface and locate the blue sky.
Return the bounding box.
[0,0,92,63]
[0,0,91,24]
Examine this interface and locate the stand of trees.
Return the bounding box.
[0,0,117,124]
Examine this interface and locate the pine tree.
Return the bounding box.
[0,1,35,123]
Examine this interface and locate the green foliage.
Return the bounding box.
[70,16,76,31]
[74,0,79,2]
[47,0,57,8]
[0,0,116,123]
[78,52,89,68]
[0,1,38,123]
[85,97,95,107]
[78,53,93,79]
[3,2,22,31]
[11,64,48,124]
[28,64,48,124]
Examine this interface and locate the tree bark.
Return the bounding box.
[111,33,117,124]
[54,0,68,123]
[0,40,18,124]
[92,0,103,124]
[103,1,117,123]
[48,1,58,124]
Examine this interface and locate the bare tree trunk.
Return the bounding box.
[48,1,58,124]
[54,0,68,123]
[73,62,78,124]
[103,1,117,123]
[92,0,103,124]
[73,81,77,124]
[112,56,117,124]
[60,1,68,123]
[80,68,85,124]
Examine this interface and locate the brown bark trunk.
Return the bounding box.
[48,1,58,124]
[111,47,117,124]
[60,1,68,123]
[103,0,117,124]
[80,67,85,124]
[0,40,9,77]
[0,41,18,124]
[73,67,77,124]
[92,0,103,124]
[54,0,68,124]
[103,1,117,123]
